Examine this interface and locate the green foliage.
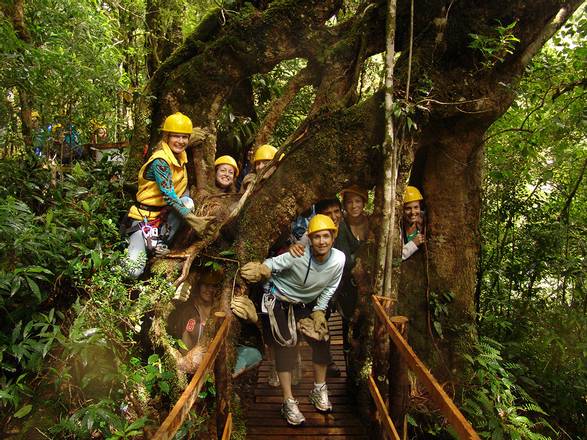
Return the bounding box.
[479,8,586,439]
[469,21,520,69]
[128,354,175,396]
[462,338,554,440]
[0,0,135,149]
[48,399,148,440]
[429,290,454,340]
[252,58,315,145]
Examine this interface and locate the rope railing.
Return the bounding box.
[371,295,480,440]
[152,312,231,440]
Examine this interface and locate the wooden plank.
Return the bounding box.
[248,403,356,413]
[248,426,366,435]
[368,375,401,440]
[84,140,130,150]
[152,316,230,440]
[255,395,350,404]
[221,412,232,440]
[214,313,230,439]
[245,414,362,426]
[247,436,366,440]
[372,296,480,440]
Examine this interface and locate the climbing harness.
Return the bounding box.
[139,217,162,252]
[263,284,300,348]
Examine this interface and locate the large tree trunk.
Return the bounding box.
[142,0,582,390]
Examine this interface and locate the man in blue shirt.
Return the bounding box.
[241,214,345,425]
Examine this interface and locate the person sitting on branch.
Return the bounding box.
[240,144,280,192]
[214,155,239,193]
[240,214,345,426]
[402,185,426,260]
[123,112,214,278]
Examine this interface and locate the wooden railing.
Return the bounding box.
[152,312,232,440]
[370,295,480,440]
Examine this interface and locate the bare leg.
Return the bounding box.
[278,371,294,401]
[313,363,327,384]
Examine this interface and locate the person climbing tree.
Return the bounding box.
[240,214,345,425]
[123,112,215,278]
[213,155,239,193]
[402,185,426,261]
[240,144,279,192]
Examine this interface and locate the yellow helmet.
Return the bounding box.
[52,123,62,130]
[31,111,40,119]
[404,186,423,203]
[340,185,368,202]
[162,112,193,134]
[307,214,338,236]
[214,155,239,176]
[253,144,278,163]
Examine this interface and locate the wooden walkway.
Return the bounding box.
[245,313,369,439]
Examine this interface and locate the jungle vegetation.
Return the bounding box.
[0,1,585,439]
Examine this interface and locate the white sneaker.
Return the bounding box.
[309,384,332,413]
[281,398,306,425]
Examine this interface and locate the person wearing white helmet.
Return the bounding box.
[240,214,345,426]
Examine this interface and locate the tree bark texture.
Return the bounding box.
[143,0,583,386]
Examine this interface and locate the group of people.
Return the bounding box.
[123,111,428,426]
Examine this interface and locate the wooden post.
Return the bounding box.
[372,296,395,408]
[214,312,230,439]
[389,316,409,437]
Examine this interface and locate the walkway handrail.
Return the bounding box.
[368,375,401,440]
[372,295,480,440]
[153,312,231,440]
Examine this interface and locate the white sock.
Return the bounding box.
[314,382,325,390]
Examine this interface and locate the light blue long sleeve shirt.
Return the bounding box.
[263,246,345,311]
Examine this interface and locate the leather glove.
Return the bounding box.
[176,345,206,373]
[173,281,191,302]
[240,262,271,283]
[241,173,256,191]
[190,127,207,143]
[185,213,215,237]
[311,310,329,340]
[230,296,258,323]
[298,316,329,342]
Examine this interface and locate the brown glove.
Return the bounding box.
[230,296,258,323]
[240,262,271,283]
[190,127,207,144]
[311,310,329,340]
[173,281,191,302]
[176,345,206,373]
[241,173,256,192]
[185,213,215,237]
[298,315,329,342]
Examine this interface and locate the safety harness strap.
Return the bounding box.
[264,292,298,348]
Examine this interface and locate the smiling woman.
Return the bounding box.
[214,155,239,193]
[122,112,215,278]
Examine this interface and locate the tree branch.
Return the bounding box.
[517,3,582,68]
[558,157,587,222]
[254,66,314,146]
